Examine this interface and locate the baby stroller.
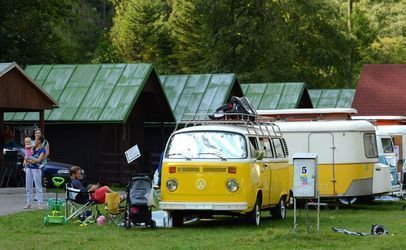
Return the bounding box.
[124,174,155,229]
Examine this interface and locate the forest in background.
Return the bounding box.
[0,0,404,88]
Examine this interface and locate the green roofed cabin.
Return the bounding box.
[5,64,175,183]
[241,82,313,110]
[160,74,243,121]
[309,89,355,108]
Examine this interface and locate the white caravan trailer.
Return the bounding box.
[274,120,392,201]
[352,116,406,195]
[375,125,406,193]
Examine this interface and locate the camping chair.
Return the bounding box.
[65,183,101,222]
[105,192,126,224]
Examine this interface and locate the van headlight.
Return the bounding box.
[226,179,239,192]
[166,179,178,192]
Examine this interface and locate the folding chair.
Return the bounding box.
[105,192,126,224]
[65,183,101,222]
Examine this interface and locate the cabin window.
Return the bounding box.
[272,138,285,158]
[248,137,258,158]
[258,137,274,158]
[364,133,378,158]
[381,138,394,153]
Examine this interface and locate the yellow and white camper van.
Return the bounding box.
[160,118,291,226]
[275,120,390,202]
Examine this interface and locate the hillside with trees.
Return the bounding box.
[0,0,404,88]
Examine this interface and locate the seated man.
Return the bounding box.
[69,166,121,204]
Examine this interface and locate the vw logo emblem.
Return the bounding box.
[195,178,206,190]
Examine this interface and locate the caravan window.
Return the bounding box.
[381,138,394,153]
[364,133,378,158]
[258,137,274,158]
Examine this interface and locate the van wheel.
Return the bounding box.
[271,198,286,220]
[246,197,261,226]
[172,212,184,227]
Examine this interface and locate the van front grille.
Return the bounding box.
[203,167,227,173]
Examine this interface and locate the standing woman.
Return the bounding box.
[34,128,50,161]
[24,135,46,209]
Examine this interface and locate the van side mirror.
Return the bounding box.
[256,150,264,160]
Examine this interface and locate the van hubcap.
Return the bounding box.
[255,204,260,225]
[280,200,286,218]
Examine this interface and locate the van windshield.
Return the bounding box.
[381,138,394,153]
[165,131,247,159]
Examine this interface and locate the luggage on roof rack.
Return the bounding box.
[174,96,283,137]
[209,96,257,121]
[175,112,282,137]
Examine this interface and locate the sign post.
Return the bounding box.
[292,153,322,232]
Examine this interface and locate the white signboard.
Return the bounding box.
[293,153,318,198]
[125,145,141,164]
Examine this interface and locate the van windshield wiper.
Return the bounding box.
[166,153,191,161]
[198,152,227,161]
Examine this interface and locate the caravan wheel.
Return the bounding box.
[338,197,358,205]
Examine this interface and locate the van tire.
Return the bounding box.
[172,212,184,227]
[246,197,261,226]
[271,198,286,220]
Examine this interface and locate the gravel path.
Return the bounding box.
[0,188,63,216]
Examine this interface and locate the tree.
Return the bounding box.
[110,0,175,72]
[0,0,113,65]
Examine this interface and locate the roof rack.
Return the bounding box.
[175,113,283,137]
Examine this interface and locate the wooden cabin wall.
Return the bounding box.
[44,124,101,181]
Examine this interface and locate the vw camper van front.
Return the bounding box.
[159,124,291,226]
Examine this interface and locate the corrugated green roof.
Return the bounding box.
[0,63,13,76]
[160,74,239,121]
[309,89,355,108]
[5,63,166,123]
[241,82,311,109]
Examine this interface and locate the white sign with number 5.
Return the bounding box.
[293,153,318,198]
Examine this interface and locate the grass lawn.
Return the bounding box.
[0,200,405,249]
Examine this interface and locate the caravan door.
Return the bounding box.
[308,133,336,196]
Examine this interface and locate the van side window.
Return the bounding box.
[281,138,289,156]
[248,137,258,158]
[259,137,274,158]
[272,138,285,158]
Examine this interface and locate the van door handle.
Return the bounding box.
[264,164,269,168]
[376,168,381,171]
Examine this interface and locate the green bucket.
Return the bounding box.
[47,198,64,211]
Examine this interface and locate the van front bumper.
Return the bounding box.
[159,202,248,211]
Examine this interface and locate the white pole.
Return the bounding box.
[317,191,320,232]
[293,197,297,231]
